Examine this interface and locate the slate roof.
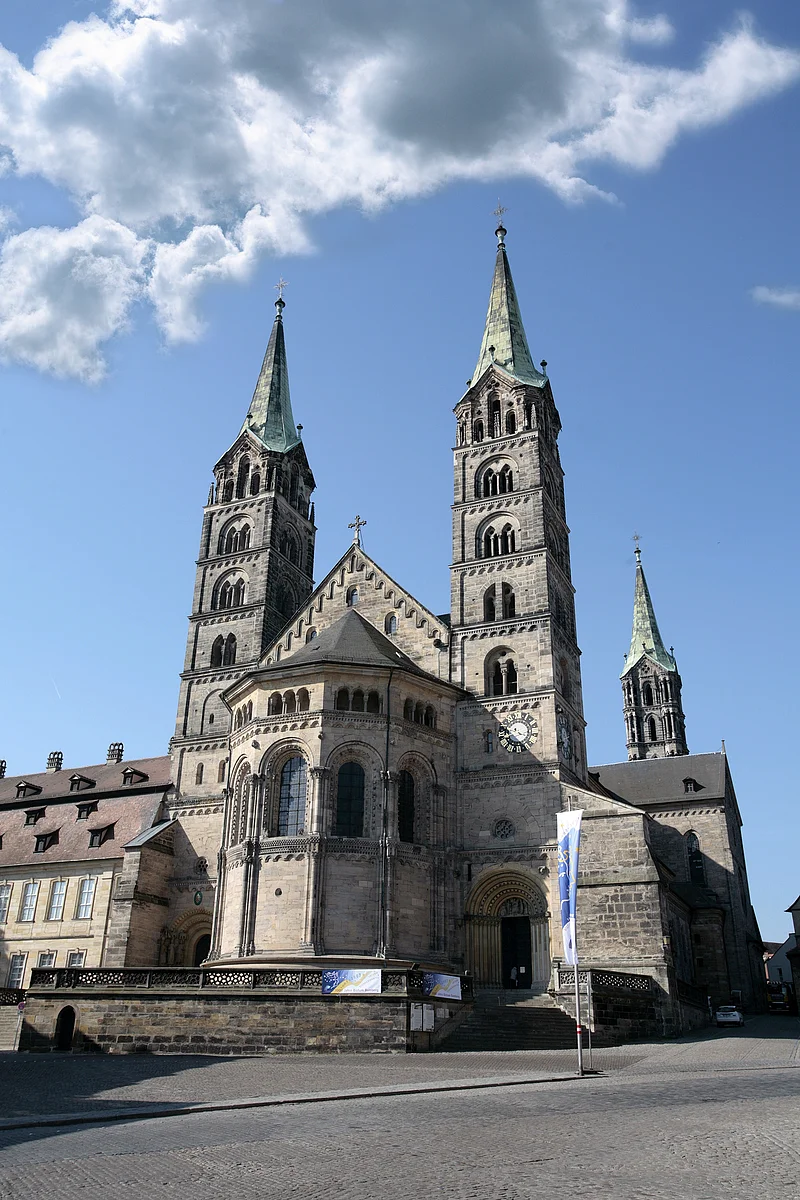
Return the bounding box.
[0,755,171,869]
[589,752,727,806]
[239,298,301,453]
[622,549,677,676]
[259,609,449,686]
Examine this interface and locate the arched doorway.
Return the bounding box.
[193,933,212,966]
[55,1006,76,1052]
[465,869,550,990]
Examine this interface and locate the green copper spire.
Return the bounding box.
[472,221,546,388]
[622,547,677,677]
[240,295,301,452]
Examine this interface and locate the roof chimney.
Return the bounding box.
[0,760,6,779]
[46,751,64,772]
[106,742,124,764]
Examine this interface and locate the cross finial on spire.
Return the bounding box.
[632,531,642,560]
[348,514,367,546]
[274,277,288,315]
[493,200,508,246]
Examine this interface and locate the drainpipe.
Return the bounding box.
[376,668,395,958]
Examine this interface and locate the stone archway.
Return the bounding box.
[465,868,550,989]
[158,909,214,966]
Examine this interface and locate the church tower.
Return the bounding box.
[621,545,688,759]
[171,295,316,797]
[450,221,587,779]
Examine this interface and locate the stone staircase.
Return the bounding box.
[439,989,601,1052]
[0,1006,21,1052]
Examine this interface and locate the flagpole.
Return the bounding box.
[573,962,584,1076]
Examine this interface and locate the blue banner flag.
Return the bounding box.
[556,809,583,966]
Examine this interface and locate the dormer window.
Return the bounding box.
[89,824,115,848]
[76,801,98,820]
[34,830,59,853]
[122,767,148,786]
[683,778,703,794]
[69,774,96,793]
[25,808,46,826]
[17,781,43,800]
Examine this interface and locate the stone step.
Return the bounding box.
[439,999,604,1052]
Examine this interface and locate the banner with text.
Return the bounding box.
[421,972,462,1001]
[321,969,382,995]
[556,809,584,966]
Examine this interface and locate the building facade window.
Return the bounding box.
[7,953,26,989]
[195,763,204,785]
[19,881,39,922]
[333,762,365,838]
[47,880,68,921]
[0,884,11,923]
[385,613,398,635]
[277,756,307,837]
[66,950,86,968]
[346,586,359,606]
[37,951,56,968]
[397,770,415,844]
[76,878,96,920]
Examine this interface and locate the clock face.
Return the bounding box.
[558,716,572,759]
[498,714,539,753]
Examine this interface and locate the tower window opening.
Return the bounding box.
[505,410,516,434]
[334,762,365,838]
[283,690,297,714]
[501,583,516,619]
[424,705,436,728]
[217,760,227,783]
[297,688,310,712]
[403,698,414,721]
[414,701,424,724]
[473,420,484,443]
[485,731,494,754]
[211,635,224,667]
[249,472,260,495]
[195,763,204,785]
[367,691,381,714]
[223,480,234,503]
[483,585,496,622]
[351,689,365,712]
[289,466,300,506]
[236,459,250,499]
[223,633,236,666]
[686,832,706,886]
[647,716,658,741]
[524,401,533,429]
[490,397,501,437]
[398,770,415,844]
[642,682,654,706]
[488,654,518,697]
[268,692,283,716]
[335,688,350,711]
[499,465,513,493]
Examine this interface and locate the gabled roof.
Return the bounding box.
[262,609,431,679]
[589,752,728,806]
[0,756,172,807]
[471,224,546,389]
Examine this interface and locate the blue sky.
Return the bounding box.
[0,2,798,941]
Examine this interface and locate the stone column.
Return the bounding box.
[300,767,330,953]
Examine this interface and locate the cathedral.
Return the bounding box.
[1,222,765,1051]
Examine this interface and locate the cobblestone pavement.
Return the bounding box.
[0,1050,797,1199]
[0,1014,796,1123]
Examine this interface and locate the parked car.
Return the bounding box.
[715,1005,745,1027]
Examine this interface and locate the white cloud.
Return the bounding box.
[0,2,798,379]
[0,216,147,381]
[752,286,800,311]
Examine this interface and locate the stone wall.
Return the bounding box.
[20,991,415,1054]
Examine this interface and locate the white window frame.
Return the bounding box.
[76,877,96,920]
[0,883,11,924]
[7,953,27,988]
[66,950,86,968]
[46,879,68,922]
[37,951,56,968]
[19,881,39,922]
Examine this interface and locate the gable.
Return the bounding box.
[263,546,450,679]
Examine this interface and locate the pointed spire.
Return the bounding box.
[622,546,677,677]
[472,220,546,388]
[240,294,301,453]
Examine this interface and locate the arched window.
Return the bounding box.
[351,689,365,712]
[334,762,365,837]
[277,756,307,837]
[398,770,415,844]
[234,708,243,730]
[305,627,317,643]
[283,690,296,714]
[483,526,498,558]
[385,613,398,635]
[289,466,300,506]
[483,585,496,622]
[488,654,518,697]
[211,636,224,667]
[663,679,672,701]
[236,459,250,499]
[647,716,658,741]
[195,763,204,785]
[502,582,516,618]
[335,688,350,711]
[499,465,513,493]
[686,832,706,886]
[484,731,494,753]
[233,579,245,606]
[524,401,533,429]
[505,411,516,434]
[500,524,516,554]
[414,702,424,724]
[297,688,310,712]
[217,760,226,783]
[424,705,436,728]
[223,634,236,666]
[268,692,283,715]
[642,682,654,706]
[249,472,260,496]
[246,700,253,722]
[403,698,414,721]
[473,420,484,443]
[278,586,295,617]
[346,586,359,607]
[218,581,232,610]
[490,396,501,437]
[223,479,234,503]
[506,661,518,693]
[482,469,497,498]
[367,691,381,714]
